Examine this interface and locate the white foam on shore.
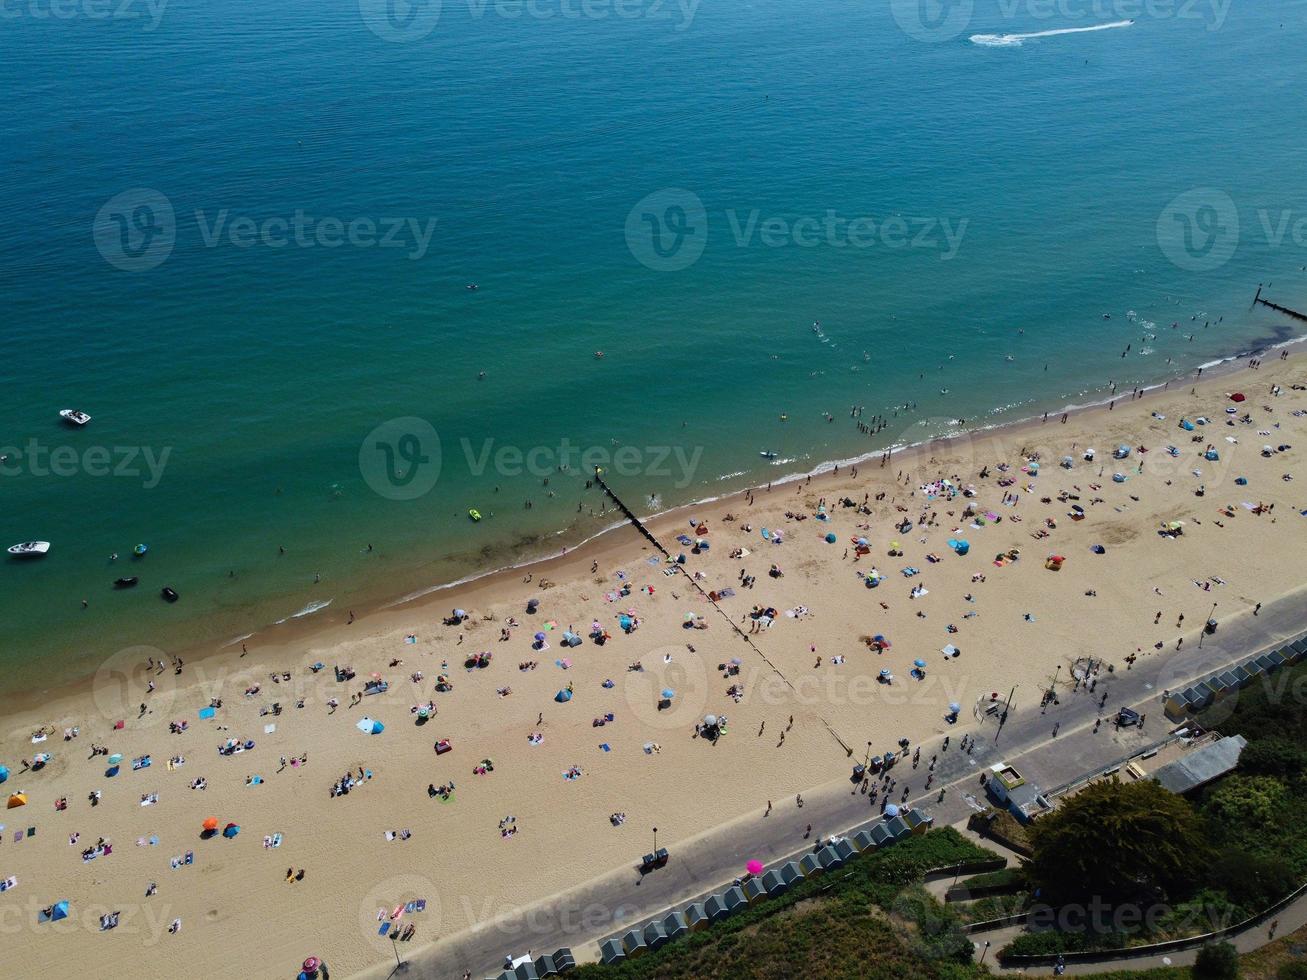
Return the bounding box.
[274,599,333,624]
[366,332,1306,621]
[971,20,1133,46]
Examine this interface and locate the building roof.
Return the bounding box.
[1153,735,1247,794]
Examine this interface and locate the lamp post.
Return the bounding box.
[652,827,658,853]
[1199,601,1218,648]
[979,940,991,964]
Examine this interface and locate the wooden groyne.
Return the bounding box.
[1253,284,1307,323]
[591,467,854,756]
[592,468,668,557]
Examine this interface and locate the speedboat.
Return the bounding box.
[59,409,91,426]
[113,577,139,589]
[8,541,50,558]
[160,587,179,603]
[133,544,148,557]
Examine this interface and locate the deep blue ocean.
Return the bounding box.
[1,0,1305,687]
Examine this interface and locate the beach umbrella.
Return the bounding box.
[534,631,546,643]
[884,804,900,818]
[746,860,764,876]
[824,532,836,543]
[7,792,27,808]
[202,816,219,832]
[453,608,466,618]
[879,668,891,678]
[417,706,430,719]
[0,766,8,784]
[948,702,961,715]
[730,657,742,665]
[555,689,572,703]
[913,659,927,669]
[661,688,676,700]
[684,612,695,622]
[356,717,383,734]
[107,753,123,766]
[704,714,718,727]
[222,823,240,839]
[50,901,69,921]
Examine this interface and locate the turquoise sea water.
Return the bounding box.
[1,0,1305,689]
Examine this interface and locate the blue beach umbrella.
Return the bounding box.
[824,533,837,543]
[913,659,927,669]
[49,901,70,922]
[222,823,241,839]
[661,688,675,700]
[884,804,900,818]
[0,766,8,784]
[555,689,572,703]
[948,702,961,715]
[356,717,383,735]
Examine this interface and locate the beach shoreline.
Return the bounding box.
[2,349,1304,980]
[7,334,1301,720]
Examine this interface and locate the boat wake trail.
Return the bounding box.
[970,19,1134,47]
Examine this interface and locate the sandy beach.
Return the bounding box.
[3,352,1306,980]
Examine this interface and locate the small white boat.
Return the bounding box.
[59,409,92,426]
[8,541,51,558]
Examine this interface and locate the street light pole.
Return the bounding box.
[1199,601,1218,648]
[979,940,991,964]
[653,827,658,853]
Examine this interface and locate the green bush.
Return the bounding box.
[1208,850,1297,913]
[1277,961,1307,980]
[1193,941,1239,980]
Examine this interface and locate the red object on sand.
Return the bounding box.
[1230,392,1246,402]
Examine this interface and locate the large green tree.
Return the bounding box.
[1027,780,1211,905]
